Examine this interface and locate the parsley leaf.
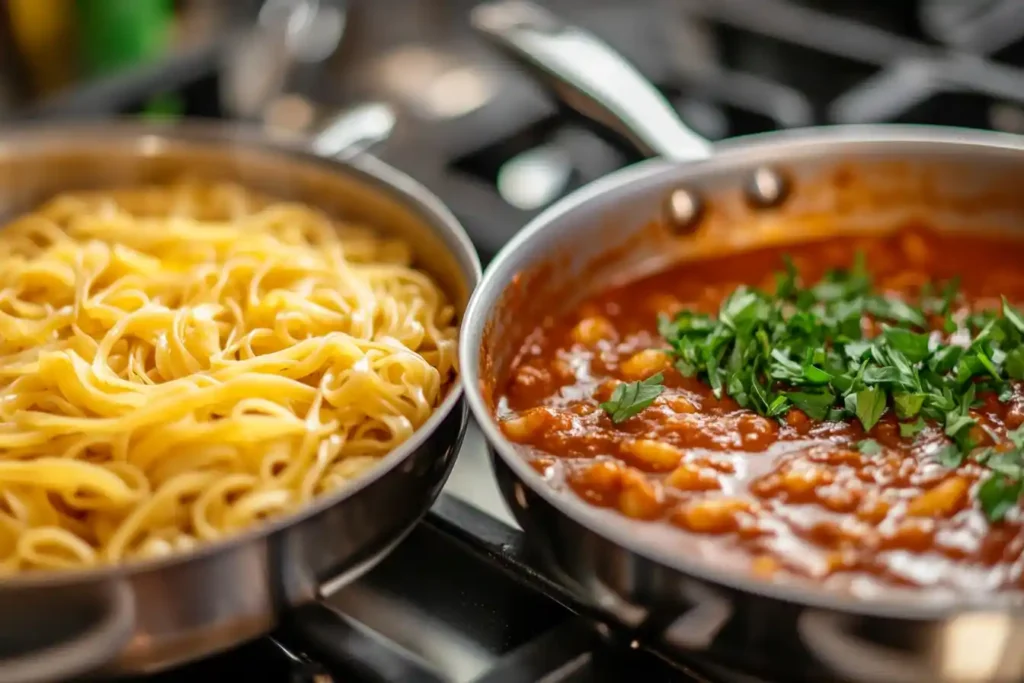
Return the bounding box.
[1003,297,1024,335]
[786,390,836,421]
[882,327,931,363]
[600,373,664,424]
[929,345,962,374]
[867,296,928,328]
[1009,425,1024,450]
[1005,348,1024,380]
[978,473,1024,523]
[987,452,1024,479]
[935,444,965,468]
[854,387,886,432]
[899,417,927,439]
[893,392,925,420]
[858,439,882,455]
[844,341,872,361]
[944,413,976,442]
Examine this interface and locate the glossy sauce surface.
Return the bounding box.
[496,229,1024,597]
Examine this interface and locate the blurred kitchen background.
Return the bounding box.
[6,0,1024,260]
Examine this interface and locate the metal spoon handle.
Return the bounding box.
[471,0,712,162]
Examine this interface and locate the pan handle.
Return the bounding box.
[264,100,397,162]
[798,610,926,682]
[801,609,1024,683]
[309,102,397,161]
[0,582,135,683]
[470,0,712,162]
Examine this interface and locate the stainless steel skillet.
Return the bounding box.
[460,2,1024,681]
[0,110,481,683]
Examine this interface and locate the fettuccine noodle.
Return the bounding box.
[0,181,458,573]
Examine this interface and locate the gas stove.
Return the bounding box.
[134,477,705,683]
[34,1,1024,681]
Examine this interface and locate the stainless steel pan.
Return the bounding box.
[461,2,1024,681]
[0,110,481,683]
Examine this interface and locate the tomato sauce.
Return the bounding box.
[495,228,1024,596]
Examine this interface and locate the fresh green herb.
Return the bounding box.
[899,417,927,439]
[973,432,1024,522]
[882,327,931,363]
[866,296,928,328]
[934,444,966,468]
[1003,297,1024,335]
[985,451,1024,479]
[978,473,1024,523]
[853,387,887,432]
[858,439,882,455]
[943,384,978,453]
[654,251,1024,520]
[1008,425,1024,450]
[787,390,836,421]
[893,392,925,420]
[1004,348,1024,381]
[600,373,665,424]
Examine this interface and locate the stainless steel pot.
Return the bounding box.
[460,3,1024,681]
[0,110,481,683]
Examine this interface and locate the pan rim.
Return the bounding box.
[0,118,483,588]
[461,123,1024,620]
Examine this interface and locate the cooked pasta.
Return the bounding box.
[0,181,458,572]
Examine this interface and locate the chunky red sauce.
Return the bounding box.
[496,229,1024,596]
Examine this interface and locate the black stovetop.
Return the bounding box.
[137,495,705,683]
[45,1,1024,680]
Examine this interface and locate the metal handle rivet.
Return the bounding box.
[664,188,704,235]
[514,482,528,509]
[745,166,791,208]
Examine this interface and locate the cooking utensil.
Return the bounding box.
[461,2,1024,682]
[0,106,480,683]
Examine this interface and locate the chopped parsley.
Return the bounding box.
[600,373,665,424]
[857,439,882,456]
[899,417,927,439]
[977,475,1023,523]
[600,251,1024,522]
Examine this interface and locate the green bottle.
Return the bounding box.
[75,0,174,77]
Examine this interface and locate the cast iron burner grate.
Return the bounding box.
[122,497,717,683]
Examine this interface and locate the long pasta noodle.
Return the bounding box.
[0,181,458,573]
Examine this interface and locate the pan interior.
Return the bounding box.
[470,128,1024,614]
[0,121,479,586]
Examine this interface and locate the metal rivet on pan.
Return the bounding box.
[664,187,704,235]
[514,482,528,509]
[744,166,791,208]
